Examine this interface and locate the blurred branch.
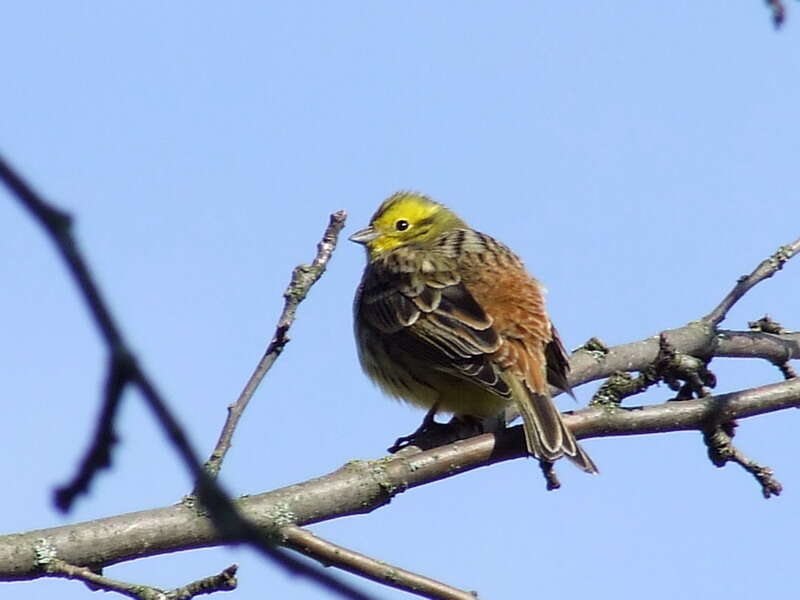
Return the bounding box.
[3,376,798,582]
[0,155,374,600]
[203,211,347,481]
[765,0,786,28]
[0,151,135,510]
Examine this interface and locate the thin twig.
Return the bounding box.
[0,154,376,600]
[165,564,238,600]
[703,237,800,327]
[283,526,477,600]
[43,559,164,600]
[203,211,347,481]
[39,552,237,600]
[703,423,782,498]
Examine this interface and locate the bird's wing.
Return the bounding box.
[545,325,574,397]
[358,266,512,399]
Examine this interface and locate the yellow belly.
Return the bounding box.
[357,334,509,418]
[422,372,509,417]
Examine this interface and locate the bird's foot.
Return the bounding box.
[388,406,445,453]
[388,411,487,453]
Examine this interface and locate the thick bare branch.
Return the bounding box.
[3,377,798,582]
[569,329,800,391]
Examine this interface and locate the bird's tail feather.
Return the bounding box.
[515,389,597,474]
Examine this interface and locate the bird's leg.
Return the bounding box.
[388,407,505,453]
[448,414,487,436]
[478,412,506,434]
[388,403,447,453]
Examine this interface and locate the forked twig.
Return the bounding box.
[35,537,238,600]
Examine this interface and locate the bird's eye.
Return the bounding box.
[395,219,410,231]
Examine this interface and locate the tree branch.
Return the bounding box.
[0,155,375,600]
[4,155,797,598]
[283,527,477,600]
[569,329,800,392]
[35,538,237,600]
[204,211,347,481]
[567,239,798,396]
[703,238,800,327]
[703,423,782,498]
[3,377,798,582]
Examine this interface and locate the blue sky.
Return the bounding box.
[1,3,799,599]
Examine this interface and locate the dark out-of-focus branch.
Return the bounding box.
[765,0,787,28]
[0,155,375,600]
[203,211,348,481]
[0,153,133,511]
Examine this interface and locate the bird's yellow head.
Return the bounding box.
[350,192,467,257]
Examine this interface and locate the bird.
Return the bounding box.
[350,191,596,474]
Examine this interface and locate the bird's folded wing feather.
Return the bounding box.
[544,326,574,398]
[359,268,512,399]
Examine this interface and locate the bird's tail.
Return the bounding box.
[515,387,597,474]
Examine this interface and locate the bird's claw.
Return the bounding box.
[388,412,486,453]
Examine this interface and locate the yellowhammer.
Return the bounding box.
[350,191,596,473]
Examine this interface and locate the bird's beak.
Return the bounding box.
[349,226,380,244]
